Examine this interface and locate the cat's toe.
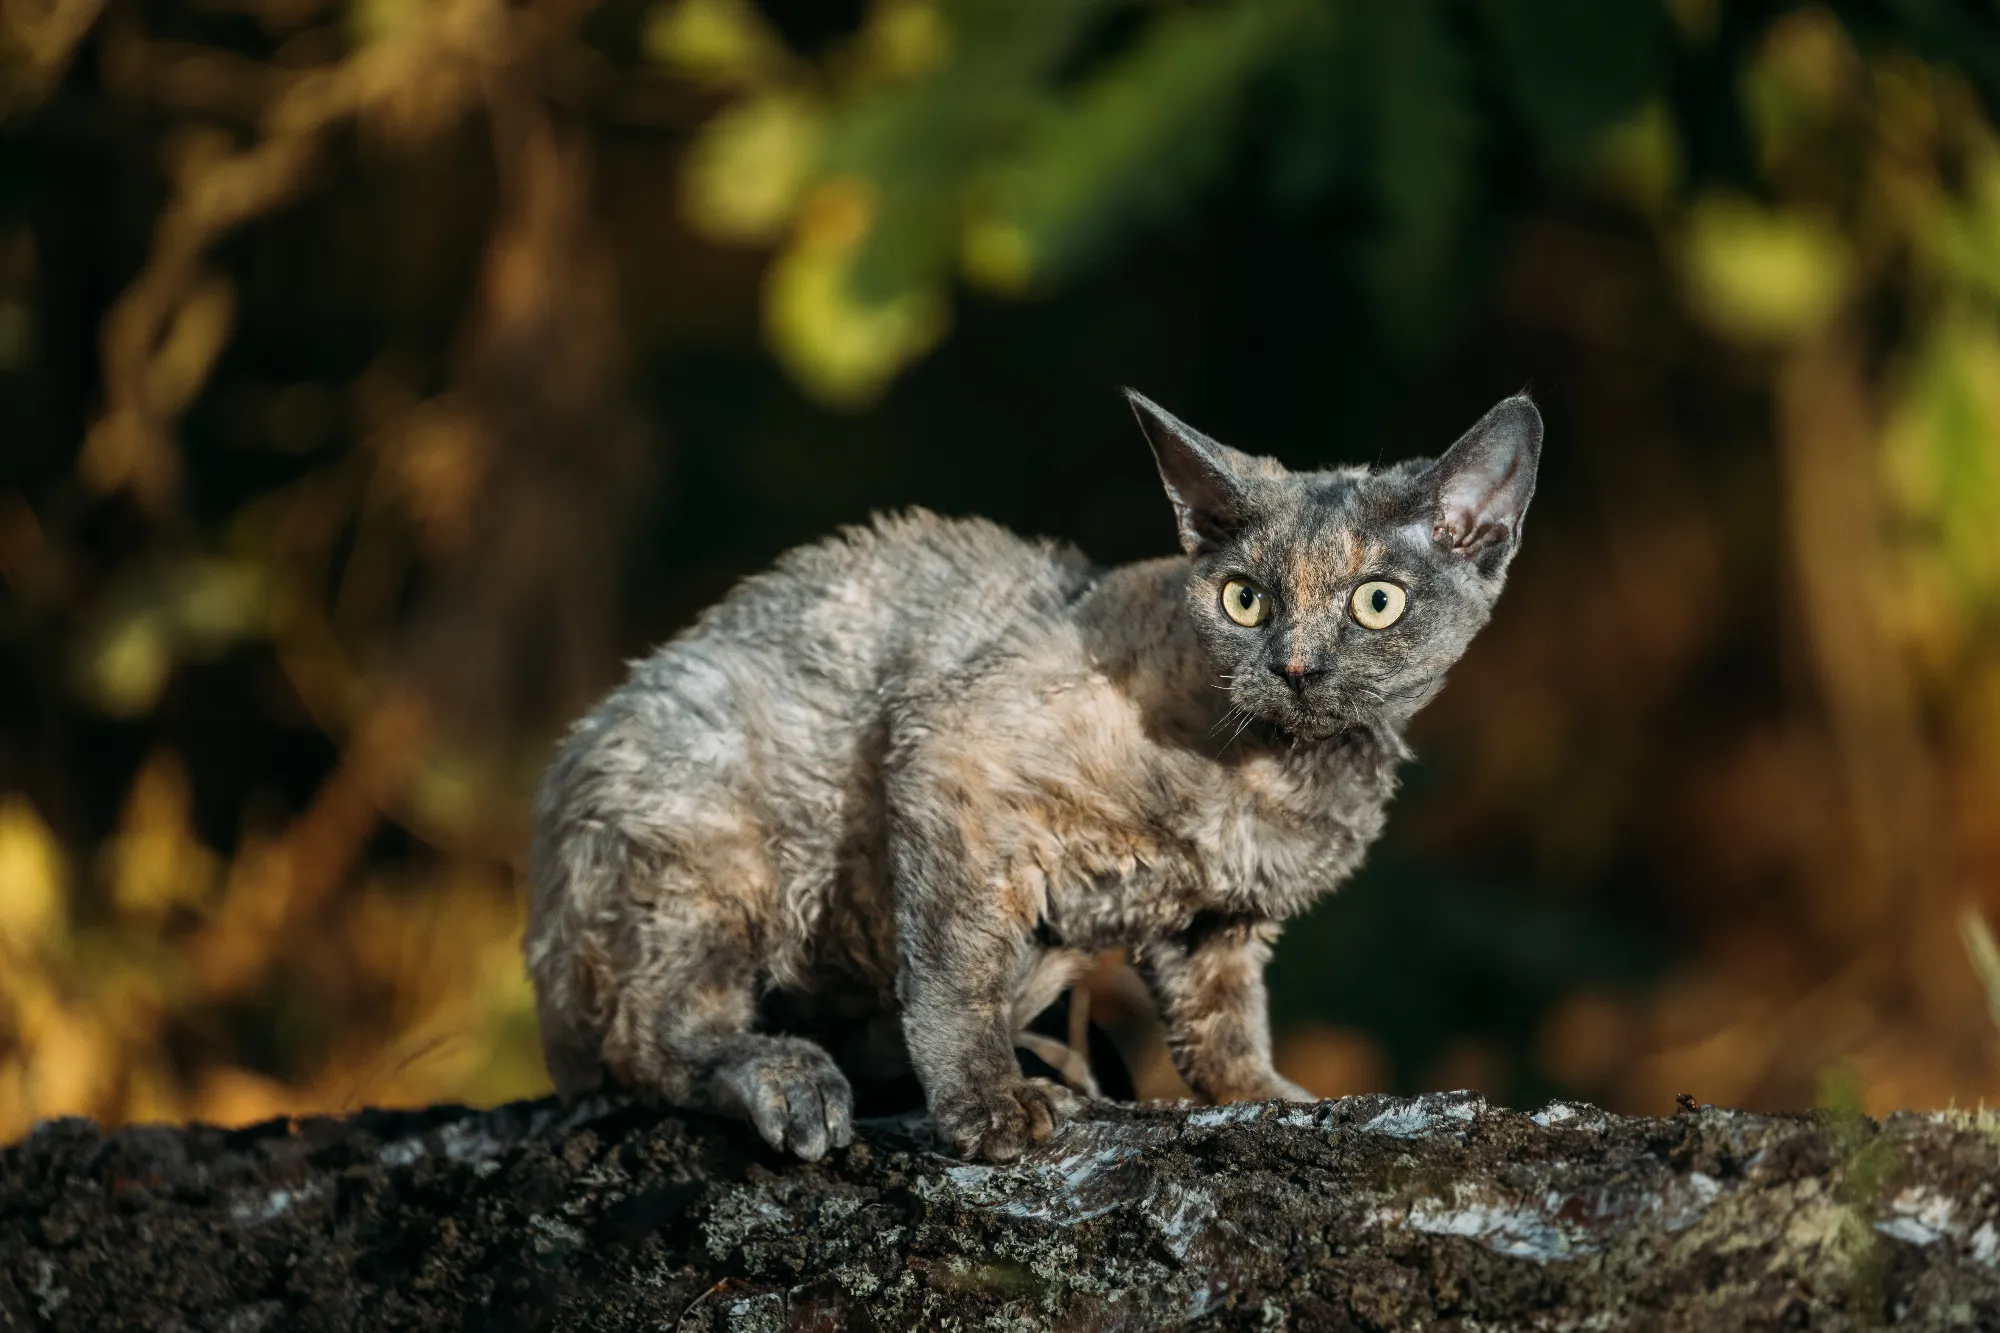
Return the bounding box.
[1026,1075,1085,1117]
[939,1079,1073,1162]
[715,1040,855,1161]
[781,1075,832,1161]
[737,1084,791,1154]
[825,1087,855,1150]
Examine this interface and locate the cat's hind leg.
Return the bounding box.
[614,888,855,1161]
[527,830,854,1160]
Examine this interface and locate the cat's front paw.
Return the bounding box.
[933,1077,1076,1162]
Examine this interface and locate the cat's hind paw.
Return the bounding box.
[712,1038,856,1162]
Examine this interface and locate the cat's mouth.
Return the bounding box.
[1231,698,1351,748]
[1222,676,1397,749]
[1266,686,1395,747]
[1279,714,1358,747]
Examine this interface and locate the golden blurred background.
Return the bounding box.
[5,0,2000,1141]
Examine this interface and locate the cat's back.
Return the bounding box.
[685,507,1091,680]
[565,509,1094,781]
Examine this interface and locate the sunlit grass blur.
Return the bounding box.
[7,0,2000,1140]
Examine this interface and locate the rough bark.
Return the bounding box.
[3,1090,1997,1330]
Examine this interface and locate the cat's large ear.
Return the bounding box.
[1125,389,1256,555]
[1423,394,1542,574]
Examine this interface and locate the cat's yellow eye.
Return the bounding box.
[1220,578,1271,628]
[1351,581,1406,630]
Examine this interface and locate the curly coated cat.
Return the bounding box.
[524,389,1542,1162]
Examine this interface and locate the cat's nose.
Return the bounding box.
[1270,662,1326,694]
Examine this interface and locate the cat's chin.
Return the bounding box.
[1261,710,1359,749]
[1286,721,1355,748]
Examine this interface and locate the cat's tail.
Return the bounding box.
[523,802,858,1160]
[522,814,632,1097]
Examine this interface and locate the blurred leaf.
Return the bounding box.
[1591,97,1683,217]
[1681,193,1850,342]
[1742,9,1861,176]
[643,0,793,88]
[0,796,66,953]
[1931,128,2000,304]
[766,179,950,405]
[379,397,489,557]
[103,753,218,924]
[758,1,1121,400]
[963,0,1325,291]
[1827,0,2000,118]
[84,615,175,717]
[821,0,1115,304]
[853,0,953,83]
[681,91,825,243]
[1883,311,2000,609]
[75,557,275,716]
[347,0,415,46]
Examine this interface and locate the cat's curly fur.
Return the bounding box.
[524,390,1542,1162]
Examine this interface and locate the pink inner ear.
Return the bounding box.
[1427,395,1541,559]
[1434,449,1531,556]
[1434,516,1509,554]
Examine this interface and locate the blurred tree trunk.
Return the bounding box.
[1776,326,1970,1035]
[4,1091,1997,1330]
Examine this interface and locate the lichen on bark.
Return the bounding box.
[4,1090,1999,1329]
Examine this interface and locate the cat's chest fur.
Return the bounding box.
[904,616,1403,950]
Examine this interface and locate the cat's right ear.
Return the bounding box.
[1421,393,1543,576]
[1125,389,1253,556]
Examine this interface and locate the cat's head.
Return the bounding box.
[1127,389,1542,744]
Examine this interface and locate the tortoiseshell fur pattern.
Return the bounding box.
[524,391,1543,1161]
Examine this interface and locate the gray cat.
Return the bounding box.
[523,390,1541,1162]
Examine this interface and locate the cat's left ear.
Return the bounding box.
[1423,394,1542,574]
[1125,389,1259,556]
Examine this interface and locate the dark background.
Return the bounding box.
[3,0,1998,1135]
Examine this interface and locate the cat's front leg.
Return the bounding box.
[893,872,1074,1161]
[1134,913,1313,1104]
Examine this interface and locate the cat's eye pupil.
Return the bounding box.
[1220,578,1269,627]
[1350,580,1405,630]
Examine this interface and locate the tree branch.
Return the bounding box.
[3,1091,1995,1329]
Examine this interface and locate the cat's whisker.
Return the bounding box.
[1215,704,1261,754]
[1209,703,1255,745]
